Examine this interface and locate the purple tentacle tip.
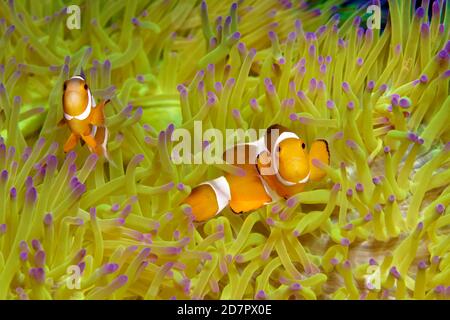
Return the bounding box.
[89,207,97,218]
[347,101,355,110]
[326,100,335,109]
[408,132,418,142]
[26,187,37,203]
[416,7,425,18]
[418,261,427,270]
[432,256,440,264]
[372,176,381,185]
[416,222,424,231]
[435,204,445,214]
[355,183,364,192]
[286,197,297,208]
[390,266,401,279]
[290,283,302,291]
[388,194,396,203]
[435,285,445,294]
[104,263,119,274]
[369,258,377,266]
[10,187,16,199]
[399,98,411,108]
[256,290,266,299]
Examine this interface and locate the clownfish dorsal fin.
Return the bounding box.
[265,124,291,152]
[79,68,86,80]
[90,99,110,126]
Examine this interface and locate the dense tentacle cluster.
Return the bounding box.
[0,0,449,300]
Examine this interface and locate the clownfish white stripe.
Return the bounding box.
[102,126,108,151]
[71,75,85,81]
[89,125,109,152]
[64,85,96,121]
[272,131,310,186]
[258,175,280,203]
[223,136,267,165]
[200,176,231,215]
[91,124,97,137]
[237,136,267,157]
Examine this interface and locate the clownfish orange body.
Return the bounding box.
[60,74,110,158]
[183,124,330,222]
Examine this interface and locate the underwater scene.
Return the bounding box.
[0,0,449,301]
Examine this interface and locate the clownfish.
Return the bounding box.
[182,124,330,221]
[59,74,110,158]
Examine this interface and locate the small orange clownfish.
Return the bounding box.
[183,124,330,222]
[60,74,110,158]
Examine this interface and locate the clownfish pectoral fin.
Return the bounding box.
[89,99,110,126]
[309,139,330,181]
[81,133,97,150]
[226,164,272,214]
[63,133,79,153]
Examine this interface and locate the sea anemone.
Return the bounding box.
[0,0,449,300]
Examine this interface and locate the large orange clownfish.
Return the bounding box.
[183,124,330,221]
[59,74,110,158]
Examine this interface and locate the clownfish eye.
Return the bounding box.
[63,84,67,90]
[84,84,88,90]
[302,143,306,149]
[277,146,281,152]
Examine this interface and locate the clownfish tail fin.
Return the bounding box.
[182,176,231,222]
[90,126,116,167]
[103,147,118,168]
